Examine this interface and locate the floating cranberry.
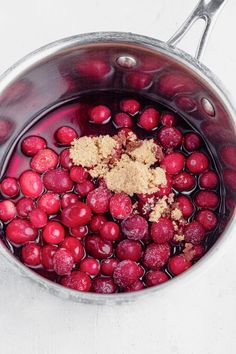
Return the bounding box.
[0,200,16,221]
[126,72,152,89]
[38,192,60,214]
[143,243,170,270]
[113,260,141,288]
[116,239,142,262]
[138,108,160,131]
[53,248,74,275]
[158,127,182,149]
[62,237,84,262]
[100,221,120,241]
[195,191,219,209]
[55,126,78,145]
[161,112,177,127]
[42,221,65,244]
[1,177,19,197]
[87,187,112,214]
[41,244,57,270]
[69,166,88,183]
[161,152,185,175]
[16,197,35,218]
[172,172,195,191]
[92,277,117,294]
[154,174,172,197]
[79,257,100,276]
[29,208,47,228]
[61,270,92,291]
[199,171,218,189]
[43,169,73,193]
[145,270,169,287]
[22,243,41,267]
[113,112,133,128]
[168,254,192,275]
[124,279,145,292]
[85,235,113,260]
[76,59,110,79]
[196,210,217,231]
[176,195,194,218]
[70,225,88,239]
[121,215,148,240]
[151,217,174,244]
[21,136,47,156]
[19,171,43,198]
[75,180,94,197]
[184,221,206,244]
[89,215,107,233]
[6,218,37,245]
[117,128,138,143]
[183,133,201,151]
[120,98,140,115]
[60,149,73,169]
[61,202,91,227]
[186,152,209,174]
[31,149,58,174]
[109,193,132,219]
[61,193,79,209]
[191,244,205,259]
[89,105,111,124]
[101,258,119,276]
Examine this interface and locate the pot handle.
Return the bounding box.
[167,0,228,60]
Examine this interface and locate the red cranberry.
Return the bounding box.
[100,221,120,241]
[199,171,219,189]
[158,127,182,149]
[89,215,107,232]
[186,152,209,174]
[184,221,206,244]
[43,169,73,193]
[55,126,78,145]
[158,73,197,98]
[126,72,152,89]
[85,235,113,259]
[89,105,111,124]
[75,180,94,197]
[145,270,169,287]
[30,149,58,174]
[196,210,217,231]
[61,270,92,291]
[87,187,112,214]
[21,136,47,156]
[61,202,91,227]
[76,59,110,79]
[161,112,177,127]
[16,197,35,218]
[154,174,172,197]
[19,171,43,198]
[151,217,174,244]
[53,248,74,275]
[183,133,201,151]
[220,146,236,169]
[29,208,47,228]
[143,243,170,270]
[0,200,16,221]
[195,191,219,209]
[138,108,160,131]
[116,239,142,262]
[61,193,79,209]
[60,149,73,169]
[176,195,194,218]
[79,257,100,276]
[92,277,117,294]
[69,166,88,183]
[62,237,84,262]
[191,244,205,259]
[38,192,60,214]
[41,244,57,270]
[121,215,148,240]
[113,260,141,288]
[42,221,65,244]
[161,152,185,175]
[117,128,138,143]
[124,279,145,292]
[22,243,41,266]
[1,177,19,197]
[70,225,88,239]
[172,172,195,191]
[6,218,37,245]
[109,193,132,219]
[168,254,192,275]
[101,258,119,276]
[113,112,133,128]
[120,98,140,115]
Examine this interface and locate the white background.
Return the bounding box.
[0,1,236,353]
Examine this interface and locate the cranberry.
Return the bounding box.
[41,244,57,270]
[100,221,120,241]
[143,243,170,270]
[175,96,196,112]
[196,210,217,231]
[126,72,152,89]
[101,258,119,276]
[0,118,13,144]
[31,149,59,174]
[70,225,88,239]
[191,244,205,259]
[38,192,60,214]
[121,215,148,240]
[76,59,110,79]
[199,171,219,189]
[62,237,84,262]
[55,126,78,145]
[43,169,73,193]
[42,221,65,244]
[184,221,206,244]
[117,128,138,143]
[220,146,236,169]
[21,136,47,156]
[19,171,43,198]
[61,193,79,209]
[60,149,73,169]
[85,235,113,259]
[69,166,88,183]
[158,73,197,98]
[6,218,37,245]
[186,152,209,174]
[16,197,35,218]
[151,217,174,244]
[120,98,140,115]
[124,280,145,292]
[161,152,185,175]
[161,112,177,127]
[154,174,172,197]
[113,260,141,288]
[176,195,194,218]
[168,254,192,275]
[183,133,201,151]
[224,169,236,192]
[21,243,41,267]
[61,202,91,227]
[0,200,16,221]
[29,208,47,228]
[109,193,132,219]
[172,172,195,191]
[89,105,111,124]
[195,191,219,209]
[158,127,182,149]
[145,270,169,287]
[116,239,142,262]
[87,187,112,214]
[61,270,92,291]
[79,257,100,276]
[75,180,94,197]
[89,215,107,232]
[1,177,19,197]
[53,248,74,275]
[138,108,160,131]
[92,277,117,294]
[113,112,133,128]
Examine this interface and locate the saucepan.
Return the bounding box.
[0,0,235,304]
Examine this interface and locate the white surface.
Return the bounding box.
[0,1,236,353]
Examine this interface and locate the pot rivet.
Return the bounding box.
[116,55,137,69]
[201,97,215,117]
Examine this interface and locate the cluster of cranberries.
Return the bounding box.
[0,96,221,294]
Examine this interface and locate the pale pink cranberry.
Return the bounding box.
[223,169,236,192]
[41,244,57,270]
[61,193,79,209]
[126,72,152,89]
[168,254,192,275]
[220,146,236,169]
[55,126,78,145]
[21,136,47,156]
[87,187,112,214]
[43,169,73,193]
[69,166,88,183]
[184,221,206,244]
[30,149,58,173]
[176,195,194,218]
[186,152,209,174]
[75,180,94,197]
[92,277,117,294]
[124,280,145,292]
[101,258,119,276]
[0,200,16,221]
[53,248,74,275]
[79,257,100,276]
[109,193,132,219]
[1,177,19,197]
[145,270,169,287]
[61,202,91,227]
[38,192,60,214]
[116,239,142,262]
[143,243,170,270]
[121,215,148,240]
[89,215,107,232]
[138,108,160,131]
[6,218,37,245]
[120,98,140,115]
[62,237,84,262]
[42,221,65,244]
[0,118,13,143]
[158,127,182,149]
[199,171,218,189]
[158,73,197,98]
[161,152,185,175]
[85,235,113,259]
[175,96,196,112]
[154,174,172,197]
[196,210,217,231]
[19,171,43,198]
[61,270,92,291]
[183,133,201,151]
[195,191,219,209]
[161,112,177,127]
[60,149,73,169]
[22,243,41,266]
[29,208,47,228]
[70,225,88,239]
[76,59,110,79]
[100,221,120,241]
[113,260,141,288]
[151,217,174,244]
[89,105,111,124]
[16,197,35,218]
[113,112,133,128]
[172,172,195,191]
